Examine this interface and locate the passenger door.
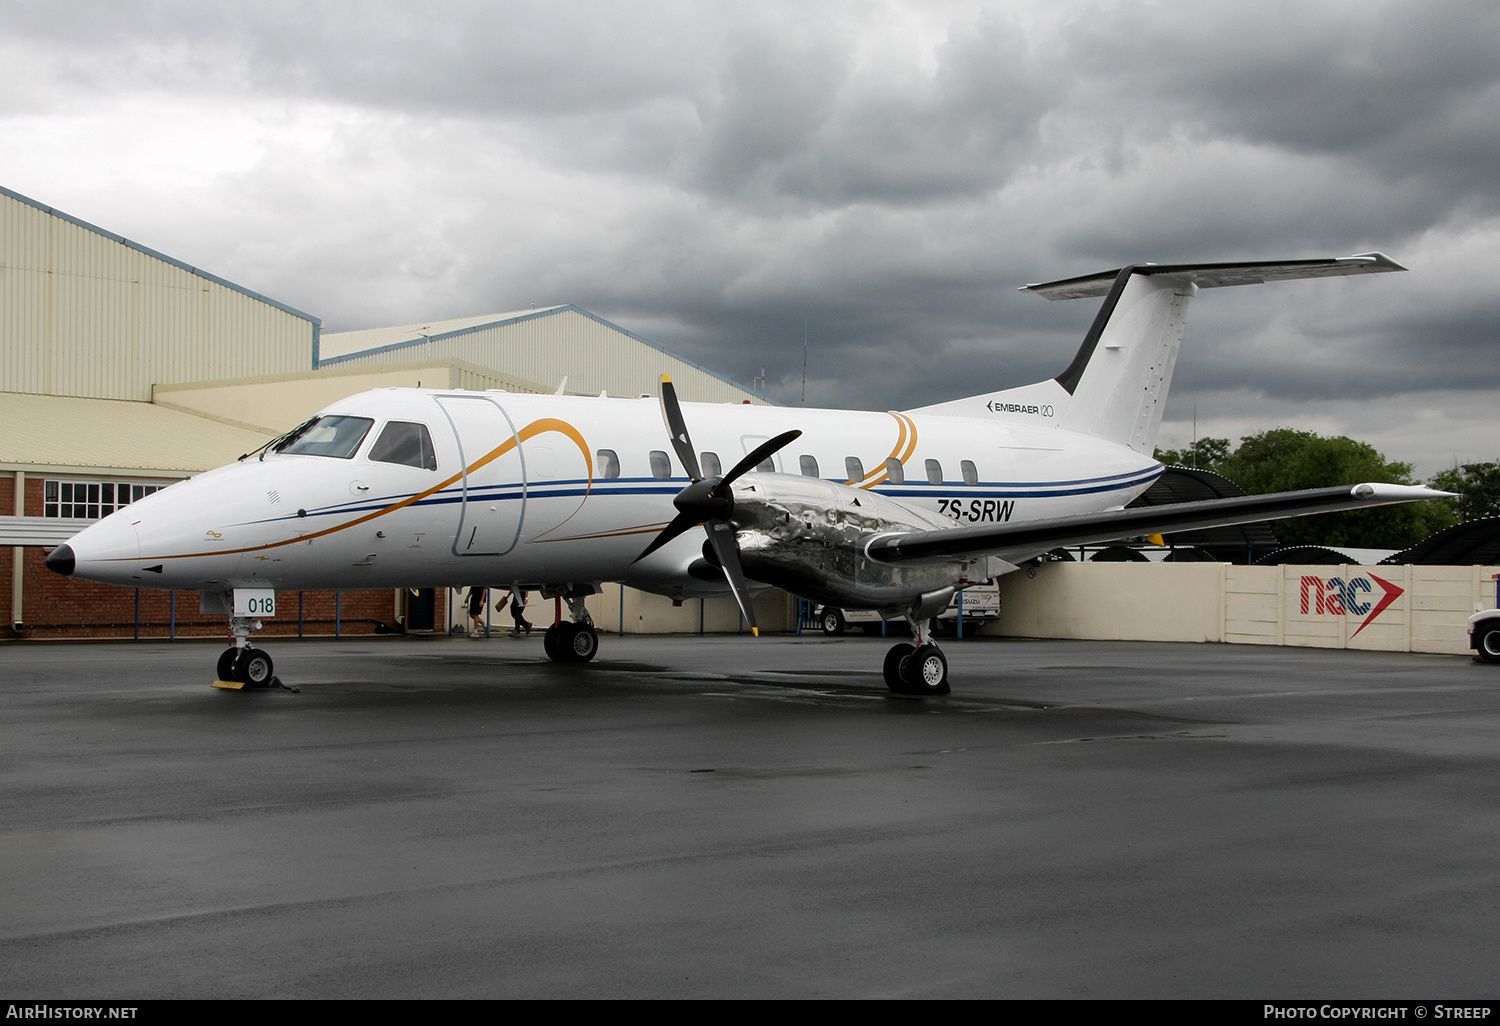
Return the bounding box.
[435,395,526,556]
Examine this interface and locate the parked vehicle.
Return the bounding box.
[1469,609,1500,664]
[816,585,1000,637]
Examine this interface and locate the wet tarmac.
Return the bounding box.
[1,631,1497,998]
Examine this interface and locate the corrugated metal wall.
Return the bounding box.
[327,308,758,404]
[1,190,317,401]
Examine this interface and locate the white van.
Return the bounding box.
[814,585,1000,637]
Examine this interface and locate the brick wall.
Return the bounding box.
[1,470,433,639]
[6,548,402,640]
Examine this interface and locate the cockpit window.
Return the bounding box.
[276,416,374,459]
[369,421,438,470]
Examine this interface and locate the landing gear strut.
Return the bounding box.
[544,593,599,663]
[882,613,950,696]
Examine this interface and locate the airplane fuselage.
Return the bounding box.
[65,387,1160,599]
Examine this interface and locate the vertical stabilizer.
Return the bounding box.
[1055,267,1194,453]
[910,254,1406,450]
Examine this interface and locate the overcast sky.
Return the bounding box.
[3,0,1497,475]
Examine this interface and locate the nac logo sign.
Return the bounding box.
[1299,573,1404,638]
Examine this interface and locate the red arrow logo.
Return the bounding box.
[1351,573,1404,638]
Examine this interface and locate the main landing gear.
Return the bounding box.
[543,594,599,663]
[882,614,950,696]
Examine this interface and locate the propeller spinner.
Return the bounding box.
[633,376,800,635]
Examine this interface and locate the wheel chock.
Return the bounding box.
[211,676,298,693]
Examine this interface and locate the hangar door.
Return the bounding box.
[435,395,526,557]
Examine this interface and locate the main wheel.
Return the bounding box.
[882,643,916,693]
[1477,623,1500,664]
[566,624,599,663]
[820,608,846,636]
[901,644,949,695]
[216,647,238,682]
[543,623,563,661]
[235,646,274,687]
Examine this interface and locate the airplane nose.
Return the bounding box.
[45,543,76,576]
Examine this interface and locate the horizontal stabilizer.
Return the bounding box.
[863,483,1450,566]
[1024,253,1407,301]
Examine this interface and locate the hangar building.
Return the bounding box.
[0,185,766,639]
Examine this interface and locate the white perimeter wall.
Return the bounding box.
[989,563,1500,655]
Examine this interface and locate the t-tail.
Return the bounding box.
[908,253,1406,453]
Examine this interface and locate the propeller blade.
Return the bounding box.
[722,429,802,486]
[657,376,702,482]
[633,510,700,564]
[704,519,759,635]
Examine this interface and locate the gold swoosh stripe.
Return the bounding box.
[127,417,593,562]
[856,413,918,489]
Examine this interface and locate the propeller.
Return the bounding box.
[633,376,800,635]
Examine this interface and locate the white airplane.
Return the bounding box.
[46,254,1448,694]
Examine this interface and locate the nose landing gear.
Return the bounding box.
[214,615,294,690]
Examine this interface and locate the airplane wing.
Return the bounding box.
[863,484,1450,566]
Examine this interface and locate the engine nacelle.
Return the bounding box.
[726,473,994,612]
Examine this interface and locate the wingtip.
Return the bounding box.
[1351,483,1456,500]
[1348,251,1409,272]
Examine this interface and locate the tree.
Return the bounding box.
[1153,427,1456,550]
[1209,428,1456,549]
[1428,461,1500,523]
[1152,437,1231,469]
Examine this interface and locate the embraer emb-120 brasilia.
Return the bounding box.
[47,254,1450,694]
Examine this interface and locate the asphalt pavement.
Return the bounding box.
[1,630,1497,998]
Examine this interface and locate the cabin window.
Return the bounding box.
[925,459,943,485]
[368,421,438,471]
[884,458,904,484]
[277,415,374,459]
[701,452,722,478]
[649,450,672,480]
[597,449,620,479]
[799,455,819,478]
[756,455,775,472]
[845,457,864,482]
[961,460,979,485]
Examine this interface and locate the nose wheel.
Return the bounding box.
[215,644,276,686]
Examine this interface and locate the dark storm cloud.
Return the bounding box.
[684,12,1057,207]
[1068,0,1500,184]
[2,0,1498,469]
